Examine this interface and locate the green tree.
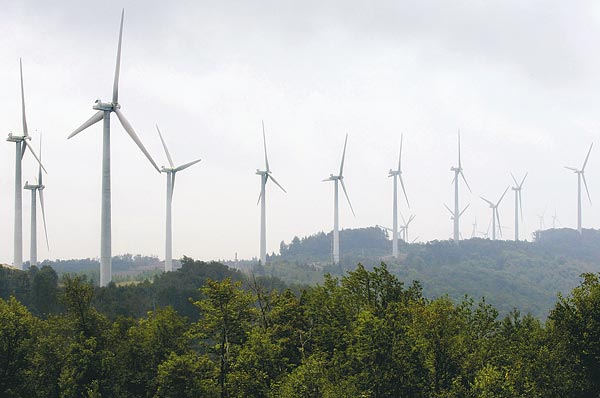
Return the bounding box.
[0,297,36,397]
[154,352,217,398]
[192,278,255,398]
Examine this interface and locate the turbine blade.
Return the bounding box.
[38,133,43,186]
[268,173,287,193]
[262,121,270,172]
[174,158,202,172]
[564,166,578,171]
[407,214,415,226]
[114,108,160,172]
[510,172,519,186]
[339,134,348,176]
[256,178,264,205]
[20,59,28,136]
[496,209,502,237]
[496,186,510,206]
[480,196,494,207]
[24,140,47,173]
[340,179,355,216]
[582,172,592,204]
[582,142,593,171]
[460,171,472,193]
[21,140,27,159]
[39,189,49,250]
[113,9,125,104]
[520,172,528,188]
[399,175,410,207]
[171,172,175,201]
[68,111,104,139]
[443,203,454,216]
[156,124,174,168]
[457,130,462,168]
[459,203,470,217]
[398,133,403,171]
[400,212,407,225]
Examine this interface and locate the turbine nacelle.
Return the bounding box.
[6,133,30,142]
[93,99,119,111]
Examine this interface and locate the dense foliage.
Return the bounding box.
[1,259,600,397]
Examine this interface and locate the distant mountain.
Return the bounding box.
[267,227,600,318]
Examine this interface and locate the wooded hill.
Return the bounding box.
[266,227,600,318]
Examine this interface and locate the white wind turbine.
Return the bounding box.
[323,134,355,265]
[471,218,478,239]
[450,131,471,245]
[480,186,510,241]
[156,125,202,272]
[510,172,528,241]
[23,135,49,267]
[256,121,286,265]
[6,59,46,269]
[399,213,416,243]
[68,10,160,286]
[565,143,593,235]
[388,134,409,258]
[444,203,470,239]
[552,209,560,229]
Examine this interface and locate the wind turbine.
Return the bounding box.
[388,134,409,258]
[480,186,510,240]
[24,135,49,267]
[565,143,593,235]
[471,218,478,238]
[444,203,470,237]
[399,213,416,243]
[6,59,46,270]
[68,10,160,286]
[552,209,560,229]
[450,131,471,245]
[156,125,202,272]
[256,121,286,265]
[323,134,354,265]
[510,172,528,241]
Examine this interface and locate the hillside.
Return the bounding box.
[266,227,600,318]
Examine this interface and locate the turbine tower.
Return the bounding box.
[156,125,202,272]
[256,121,286,265]
[480,186,510,241]
[510,172,528,241]
[565,143,593,235]
[323,134,355,265]
[6,59,46,269]
[68,10,160,286]
[388,134,409,258]
[450,131,471,245]
[23,135,49,267]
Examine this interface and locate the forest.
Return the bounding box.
[1,257,600,398]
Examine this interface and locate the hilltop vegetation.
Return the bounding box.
[267,227,600,318]
[1,260,600,397]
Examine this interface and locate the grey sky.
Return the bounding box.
[2,0,600,263]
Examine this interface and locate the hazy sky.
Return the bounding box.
[2,0,600,264]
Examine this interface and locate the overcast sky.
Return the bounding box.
[2,0,600,264]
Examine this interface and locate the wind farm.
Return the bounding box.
[1,5,600,280]
[4,4,600,398]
